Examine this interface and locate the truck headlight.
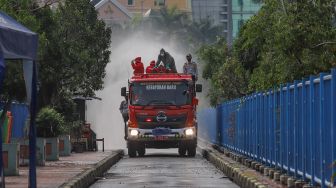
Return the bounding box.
[185,128,194,136]
[130,129,139,136]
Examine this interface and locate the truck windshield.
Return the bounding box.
[130,82,191,106]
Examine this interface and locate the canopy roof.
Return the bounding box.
[0,11,38,64]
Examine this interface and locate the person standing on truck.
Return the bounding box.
[119,96,129,140]
[183,54,198,81]
[146,60,156,73]
[131,57,144,74]
[155,48,177,73]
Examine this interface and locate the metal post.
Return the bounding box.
[280,85,284,170]
[301,78,307,180]
[216,105,222,146]
[319,73,326,188]
[331,69,336,186]
[273,88,277,168]
[29,61,37,188]
[102,138,104,152]
[294,80,298,178]
[286,83,290,175]
[309,76,316,186]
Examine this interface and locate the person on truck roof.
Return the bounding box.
[146,60,156,74]
[131,57,144,74]
[155,48,177,73]
[183,54,198,81]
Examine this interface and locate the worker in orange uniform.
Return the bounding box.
[131,57,144,74]
[146,60,156,73]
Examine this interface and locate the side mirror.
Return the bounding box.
[192,98,199,106]
[121,87,127,97]
[196,84,202,92]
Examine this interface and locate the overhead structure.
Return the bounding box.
[0,11,38,188]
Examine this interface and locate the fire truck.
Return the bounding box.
[121,69,202,157]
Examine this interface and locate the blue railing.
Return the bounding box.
[197,69,336,187]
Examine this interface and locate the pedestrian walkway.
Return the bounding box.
[5,151,121,188]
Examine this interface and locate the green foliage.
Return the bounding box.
[38,0,111,108]
[198,37,249,105]
[199,0,336,105]
[0,0,47,101]
[36,107,66,137]
[0,0,111,132]
[198,37,230,80]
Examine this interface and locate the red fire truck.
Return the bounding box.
[121,69,202,157]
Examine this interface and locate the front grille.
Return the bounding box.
[136,114,187,129]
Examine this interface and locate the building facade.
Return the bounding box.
[117,0,191,16]
[191,0,261,44]
[91,0,192,26]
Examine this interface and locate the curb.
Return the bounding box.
[60,150,124,188]
[199,146,268,188]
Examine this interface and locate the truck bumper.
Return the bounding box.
[127,127,197,148]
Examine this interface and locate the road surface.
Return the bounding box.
[90,149,239,188]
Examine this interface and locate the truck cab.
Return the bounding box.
[121,73,202,157]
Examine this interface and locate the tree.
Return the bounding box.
[198,0,336,105]
[198,37,249,105]
[38,0,111,110]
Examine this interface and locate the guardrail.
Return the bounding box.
[197,69,336,187]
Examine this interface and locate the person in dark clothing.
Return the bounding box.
[155,48,177,73]
[119,96,129,140]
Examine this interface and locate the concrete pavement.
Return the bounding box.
[90,149,239,188]
[5,150,123,188]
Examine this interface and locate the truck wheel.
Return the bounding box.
[187,146,196,157]
[137,145,146,157]
[178,147,186,156]
[128,143,137,158]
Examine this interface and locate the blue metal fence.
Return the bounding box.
[197,69,336,187]
[0,102,29,139]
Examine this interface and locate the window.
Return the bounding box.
[223,22,228,30]
[128,0,134,6]
[154,0,165,6]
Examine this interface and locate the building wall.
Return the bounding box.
[191,0,261,44]
[96,1,132,26]
[231,0,261,39]
[117,0,191,15]
[191,0,229,41]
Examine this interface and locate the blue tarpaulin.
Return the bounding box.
[10,103,29,138]
[0,11,38,60]
[0,11,38,187]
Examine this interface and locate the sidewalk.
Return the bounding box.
[5,150,123,188]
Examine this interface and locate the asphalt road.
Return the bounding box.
[90,149,239,188]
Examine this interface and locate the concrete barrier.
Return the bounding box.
[12,138,46,166]
[199,146,267,188]
[60,150,124,188]
[46,137,59,161]
[3,143,19,176]
[59,135,71,156]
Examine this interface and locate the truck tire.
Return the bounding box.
[137,145,146,157]
[178,146,186,156]
[187,146,196,157]
[128,142,137,158]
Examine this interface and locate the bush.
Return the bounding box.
[36,107,66,137]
